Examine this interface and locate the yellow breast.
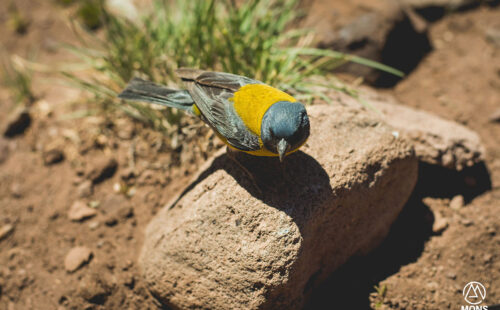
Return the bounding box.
[232,84,296,137]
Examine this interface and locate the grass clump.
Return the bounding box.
[373,284,388,309]
[1,52,35,105]
[77,0,103,30]
[66,0,403,133]
[54,0,103,30]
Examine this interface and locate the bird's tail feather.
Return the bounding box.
[118,77,195,114]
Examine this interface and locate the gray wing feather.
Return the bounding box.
[195,71,262,91]
[189,83,260,151]
[175,68,205,80]
[176,69,263,151]
[176,69,262,90]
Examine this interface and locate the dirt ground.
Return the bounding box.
[0,1,499,310]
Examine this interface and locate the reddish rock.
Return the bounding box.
[364,91,484,170]
[139,103,418,309]
[64,246,92,272]
[68,201,97,222]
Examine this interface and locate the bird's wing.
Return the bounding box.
[177,70,261,151]
[176,69,262,91]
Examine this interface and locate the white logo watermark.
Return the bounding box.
[461,281,488,310]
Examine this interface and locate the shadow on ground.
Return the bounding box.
[304,161,492,309]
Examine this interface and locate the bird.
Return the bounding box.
[118,68,310,162]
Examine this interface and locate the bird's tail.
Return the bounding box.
[118,77,195,114]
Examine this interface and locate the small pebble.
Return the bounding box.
[460,218,473,227]
[0,224,15,241]
[489,108,500,123]
[446,272,457,280]
[89,200,100,208]
[115,119,135,140]
[77,180,94,198]
[64,246,92,272]
[43,148,64,165]
[78,272,112,303]
[95,135,108,147]
[449,195,464,210]
[486,226,496,236]
[126,187,136,197]
[120,167,136,180]
[432,215,449,234]
[68,201,97,222]
[88,221,99,230]
[9,182,23,198]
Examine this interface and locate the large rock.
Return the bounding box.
[363,91,484,170]
[303,0,431,85]
[139,103,418,309]
[303,0,401,49]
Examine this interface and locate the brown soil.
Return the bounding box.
[0,1,499,310]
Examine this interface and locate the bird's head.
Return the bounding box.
[260,101,310,162]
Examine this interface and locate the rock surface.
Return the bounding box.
[303,0,404,80]
[139,104,418,309]
[367,96,484,170]
[303,0,431,85]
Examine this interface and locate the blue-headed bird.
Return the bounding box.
[118,68,310,162]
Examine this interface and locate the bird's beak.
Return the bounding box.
[277,139,290,163]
